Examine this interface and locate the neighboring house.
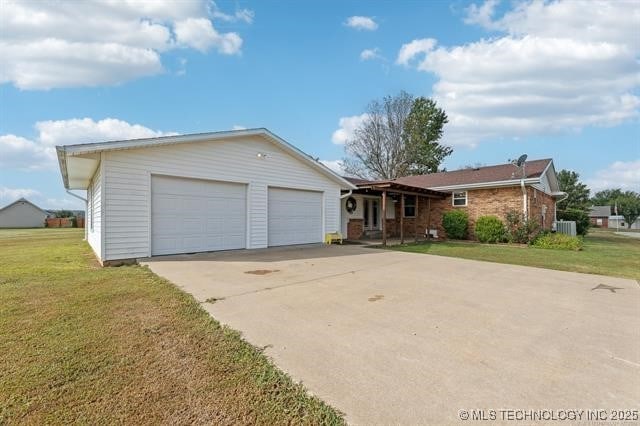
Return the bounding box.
[608,215,640,230]
[588,206,611,227]
[342,159,564,240]
[0,198,49,228]
[56,128,356,265]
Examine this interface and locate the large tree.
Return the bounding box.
[615,191,640,229]
[590,189,623,212]
[403,97,450,175]
[343,92,451,179]
[557,170,590,211]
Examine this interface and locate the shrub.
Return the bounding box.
[533,233,583,251]
[557,208,590,236]
[475,216,506,243]
[505,211,541,244]
[443,210,468,239]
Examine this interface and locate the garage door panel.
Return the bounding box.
[268,188,322,247]
[152,176,246,255]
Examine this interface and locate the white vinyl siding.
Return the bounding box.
[87,163,102,259]
[102,136,342,260]
[151,176,246,255]
[268,188,322,246]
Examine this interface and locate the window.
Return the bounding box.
[452,191,467,206]
[404,195,416,217]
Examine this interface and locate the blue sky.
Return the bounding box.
[1,0,638,209]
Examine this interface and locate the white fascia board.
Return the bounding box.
[428,177,541,192]
[56,128,356,190]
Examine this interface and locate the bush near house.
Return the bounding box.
[505,211,541,244]
[533,232,583,251]
[557,208,590,236]
[475,216,506,243]
[443,210,468,239]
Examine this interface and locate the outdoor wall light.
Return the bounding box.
[257,152,268,159]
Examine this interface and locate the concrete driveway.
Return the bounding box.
[142,245,640,425]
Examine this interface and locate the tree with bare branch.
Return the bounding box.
[343,91,450,179]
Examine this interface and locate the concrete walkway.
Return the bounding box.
[616,231,640,239]
[142,245,640,425]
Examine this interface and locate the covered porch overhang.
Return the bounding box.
[344,181,446,246]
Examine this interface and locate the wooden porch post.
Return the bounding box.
[400,194,404,244]
[414,195,419,242]
[382,190,387,246]
[427,197,432,240]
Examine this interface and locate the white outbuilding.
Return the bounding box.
[0,198,49,228]
[56,128,355,265]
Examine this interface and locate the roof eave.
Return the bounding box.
[428,177,541,192]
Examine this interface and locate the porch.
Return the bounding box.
[341,181,447,246]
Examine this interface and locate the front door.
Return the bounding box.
[363,198,380,230]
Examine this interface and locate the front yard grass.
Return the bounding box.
[390,228,639,281]
[0,229,343,424]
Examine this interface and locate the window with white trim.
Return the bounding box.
[404,195,416,217]
[452,191,467,206]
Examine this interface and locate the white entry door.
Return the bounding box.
[151,175,246,255]
[268,187,323,246]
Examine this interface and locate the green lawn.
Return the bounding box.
[0,229,343,424]
[389,228,640,281]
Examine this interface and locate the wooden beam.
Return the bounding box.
[427,197,432,240]
[400,194,404,244]
[382,190,387,246]
[414,195,419,242]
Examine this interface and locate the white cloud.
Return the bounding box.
[464,0,500,28]
[344,16,378,31]
[0,0,247,89]
[0,118,173,171]
[585,160,640,192]
[360,48,383,61]
[0,187,42,204]
[0,187,84,210]
[232,125,247,130]
[396,38,436,66]
[212,6,255,24]
[320,160,345,175]
[398,0,640,146]
[174,18,242,54]
[331,114,369,145]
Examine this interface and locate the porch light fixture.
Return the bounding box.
[257,152,268,159]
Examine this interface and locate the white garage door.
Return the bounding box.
[151,175,246,255]
[268,187,322,246]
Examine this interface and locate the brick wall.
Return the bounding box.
[344,185,556,241]
[347,218,363,239]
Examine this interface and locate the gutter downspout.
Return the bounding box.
[339,190,353,238]
[66,190,88,240]
[520,179,528,220]
[340,190,353,199]
[554,192,569,230]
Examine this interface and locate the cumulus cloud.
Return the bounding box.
[344,16,378,31]
[0,0,249,89]
[397,0,640,146]
[396,38,437,66]
[331,114,369,145]
[320,160,346,175]
[360,48,383,61]
[0,118,173,171]
[0,187,42,204]
[585,160,640,192]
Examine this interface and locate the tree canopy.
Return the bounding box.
[590,189,623,212]
[557,170,590,211]
[614,191,640,228]
[343,91,451,179]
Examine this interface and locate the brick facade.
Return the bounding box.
[345,185,556,240]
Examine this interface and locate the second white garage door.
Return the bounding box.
[151,175,246,255]
[268,188,323,246]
